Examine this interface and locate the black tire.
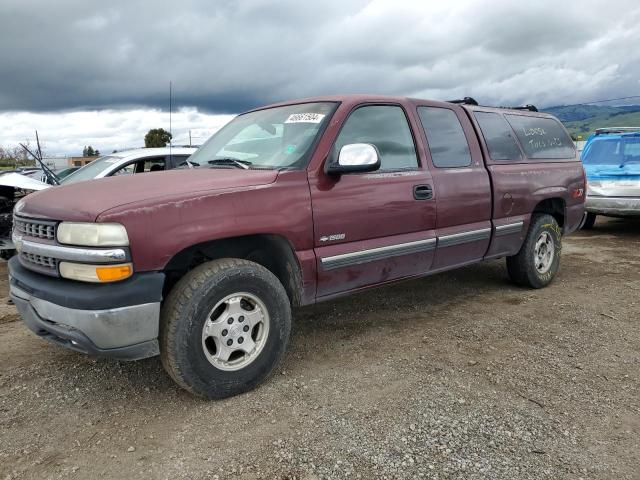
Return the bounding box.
[506,214,562,289]
[160,258,291,399]
[581,212,597,230]
[0,249,15,260]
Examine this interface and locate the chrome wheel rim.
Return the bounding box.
[201,292,270,372]
[533,231,555,274]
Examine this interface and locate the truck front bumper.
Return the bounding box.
[585,195,640,217]
[8,256,164,360]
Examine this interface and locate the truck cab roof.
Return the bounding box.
[251,94,552,118]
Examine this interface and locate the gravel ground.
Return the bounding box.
[0,217,638,480]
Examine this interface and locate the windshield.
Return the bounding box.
[188,102,336,170]
[582,137,640,166]
[61,155,122,184]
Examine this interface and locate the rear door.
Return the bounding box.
[309,103,437,298]
[415,104,492,270]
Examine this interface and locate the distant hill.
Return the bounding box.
[542,104,640,140]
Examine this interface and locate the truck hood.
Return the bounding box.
[15,168,280,222]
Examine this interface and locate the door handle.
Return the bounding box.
[413,184,433,200]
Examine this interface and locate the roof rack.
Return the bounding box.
[447,97,479,106]
[595,127,640,135]
[503,104,538,112]
[446,97,538,112]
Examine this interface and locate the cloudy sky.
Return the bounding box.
[1,0,639,155]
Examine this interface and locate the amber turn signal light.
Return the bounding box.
[59,262,133,283]
[96,264,133,282]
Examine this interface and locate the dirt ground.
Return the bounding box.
[0,217,638,480]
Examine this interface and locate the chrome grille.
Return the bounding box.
[21,252,57,270]
[14,216,56,240]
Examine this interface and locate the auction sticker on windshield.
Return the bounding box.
[285,113,325,124]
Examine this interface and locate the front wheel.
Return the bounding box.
[160,258,291,399]
[506,214,561,288]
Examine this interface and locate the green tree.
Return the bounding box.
[144,128,172,148]
[86,146,95,156]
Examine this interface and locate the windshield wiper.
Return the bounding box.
[208,158,251,169]
[619,158,640,167]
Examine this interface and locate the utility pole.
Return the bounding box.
[169,81,172,157]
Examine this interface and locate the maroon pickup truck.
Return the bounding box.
[9,95,586,398]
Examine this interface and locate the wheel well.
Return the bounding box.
[533,197,566,230]
[162,234,303,306]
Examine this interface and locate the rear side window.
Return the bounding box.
[335,105,418,170]
[418,107,471,168]
[506,115,575,159]
[474,112,522,161]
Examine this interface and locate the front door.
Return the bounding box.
[309,104,437,298]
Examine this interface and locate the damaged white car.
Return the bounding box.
[0,147,197,257]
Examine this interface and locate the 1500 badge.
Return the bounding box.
[319,233,346,242]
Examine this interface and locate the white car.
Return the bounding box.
[57,146,198,185]
[0,147,198,255]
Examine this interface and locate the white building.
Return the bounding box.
[42,157,70,170]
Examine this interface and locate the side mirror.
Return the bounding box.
[325,143,381,175]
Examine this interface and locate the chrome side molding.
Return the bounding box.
[321,238,437,271]
[437,228,492,248]
[320,222,524,270]
[494,221,524,237]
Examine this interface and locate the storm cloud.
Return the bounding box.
[1,0,639,155]
[2,0,639,113]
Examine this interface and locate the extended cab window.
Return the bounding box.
[474,112,523,161]
[418,107,471,168]
[335,105,418,170]
[505,114,575,159]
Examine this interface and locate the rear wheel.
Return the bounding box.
[506,214,561,288]
[582,212,597,230]
[160,258,291,399]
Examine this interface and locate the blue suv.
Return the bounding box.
[581,128,640,228]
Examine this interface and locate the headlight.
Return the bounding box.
[59,262,133,283]
[57,222,129,247]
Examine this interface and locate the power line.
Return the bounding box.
[556,95,640,108]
